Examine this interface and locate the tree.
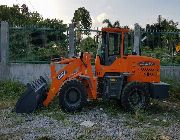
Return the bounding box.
[102,19,120,28]
[0,4,67,61]
[72,7,92,31]
[102,19,129,29]
[142,15,180,64]
[21,4,29,16]
[72,7,92,44]
[78,37,97,58]
[144,15,179,50]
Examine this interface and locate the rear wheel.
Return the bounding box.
[59,79,87,112]
[121,82,149,111]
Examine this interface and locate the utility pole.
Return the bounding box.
[133,23,141,55]
[0,21,10,81]
[68,23,75,57]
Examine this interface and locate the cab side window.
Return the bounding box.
[108,33,121,56]
[124,33,133,55]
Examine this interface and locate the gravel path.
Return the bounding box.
[0,102,180,140]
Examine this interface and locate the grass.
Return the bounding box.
[126,95,180,128]
[136,128,159,140]
[0,81,25,100]
[0,132,23,140]
[163,78,180,102]
[35,97,71,125]
[0,80,72,125]
[76,125,109,140]
[76,134,89,140]
[0,80,25,109]
[129,78,180,128]
[0,80,179,140]
[32,97,180,140]
[136,127,172,140]
[90,97,179,127]
[87,99,124,116]
[0,80,179,139]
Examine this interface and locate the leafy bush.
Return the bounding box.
[31,45,67,61]
[0,81,25,102]
[175,55,180,64]
[77,36,97,61]
[1,5,68,62]
[141,46,180,65]
[162,79,180,101]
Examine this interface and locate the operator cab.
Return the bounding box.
[97,28,130,66]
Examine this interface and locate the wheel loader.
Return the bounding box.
[176,44,180,52]
[15,27,169,113]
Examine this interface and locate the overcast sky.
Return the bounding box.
[0,0,180,28]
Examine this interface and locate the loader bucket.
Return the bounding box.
[15,76,48,113]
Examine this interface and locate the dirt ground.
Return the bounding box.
[0,99,180,140]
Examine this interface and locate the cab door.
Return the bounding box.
[104,32,121,66]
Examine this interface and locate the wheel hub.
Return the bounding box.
[129,88,142,107]
[66,88,80,104]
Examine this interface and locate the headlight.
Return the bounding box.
[139,61,155,66]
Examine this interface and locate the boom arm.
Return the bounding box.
[43,52,97,106]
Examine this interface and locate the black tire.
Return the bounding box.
[59,79,87,112]
[121,82,149,111]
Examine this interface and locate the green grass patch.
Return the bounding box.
[35,97,71,125]
[87,99,124,117]
[163,79,180,102]
[136,127,171,140]
[136,128,159,140]
[129,99,180,128]
[76,125,103,140]
[0,81,25,108]
[0,80,25,101]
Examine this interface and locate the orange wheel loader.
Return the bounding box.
[15,27,169,113]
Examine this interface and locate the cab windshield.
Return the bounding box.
[97,32,133,63]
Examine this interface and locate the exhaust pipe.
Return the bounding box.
[15,76,48,113]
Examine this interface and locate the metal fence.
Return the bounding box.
[74,29,180,66]
[74,29,101,59]
[9,26,68,63]
[1,22,180,82]
[8,25,180,65]
[140,30,180,66]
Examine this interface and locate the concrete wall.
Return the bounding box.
[9,63,63,84]
[2,63,178,84]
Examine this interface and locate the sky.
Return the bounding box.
[0,0,180,28]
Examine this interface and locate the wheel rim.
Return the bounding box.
[65,87,81,105]
[129,88,144,108]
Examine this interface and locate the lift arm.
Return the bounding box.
[43,52,97,106]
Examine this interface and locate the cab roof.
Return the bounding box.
[102,28,129,33]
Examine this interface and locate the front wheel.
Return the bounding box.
[59,79,87,112]
[121,82,149,111]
